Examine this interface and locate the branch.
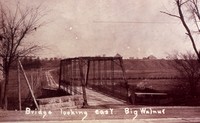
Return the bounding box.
[180,0,190,6]
[176,0,200,61]
[160,11,180,18]
[0,1,47,71]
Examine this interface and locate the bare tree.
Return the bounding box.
[0,2,46,109]
[169,52,200,97]
[161,0,200,62]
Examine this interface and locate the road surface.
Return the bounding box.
[75,87,125,107]
[45,69,59,89]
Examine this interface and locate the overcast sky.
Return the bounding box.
[3,0,199,59]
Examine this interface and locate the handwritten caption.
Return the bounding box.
[25,107,166,120]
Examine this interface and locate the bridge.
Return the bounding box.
[37,57,127,109]
[58,56,129,107]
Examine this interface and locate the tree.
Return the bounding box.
[0,2,45,109]
[169,52,200,97]
[161,0,200,62]
[34,57,42,69]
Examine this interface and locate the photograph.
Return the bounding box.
[0,0,200,123]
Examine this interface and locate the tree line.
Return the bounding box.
[10,57,62,70]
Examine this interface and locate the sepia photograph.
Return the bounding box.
[0,0,200,122]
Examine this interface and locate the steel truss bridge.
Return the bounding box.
[59,56,129,106]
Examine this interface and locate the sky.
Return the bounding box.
[3,0,199,59]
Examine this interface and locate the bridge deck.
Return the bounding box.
[75,87,126,108]
[45,69,126,108]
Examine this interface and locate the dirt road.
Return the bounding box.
[75,87,125,107]
[45,69,58,89]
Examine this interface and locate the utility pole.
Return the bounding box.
[18,59,22,110]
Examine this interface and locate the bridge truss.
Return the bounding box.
[59,56,129,106]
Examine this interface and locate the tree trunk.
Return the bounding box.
[0,82,2,108]
[2,70,9,110]
[0,78,5,109]
[190,81,197,97]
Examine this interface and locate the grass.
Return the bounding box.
[6,69,46,110]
